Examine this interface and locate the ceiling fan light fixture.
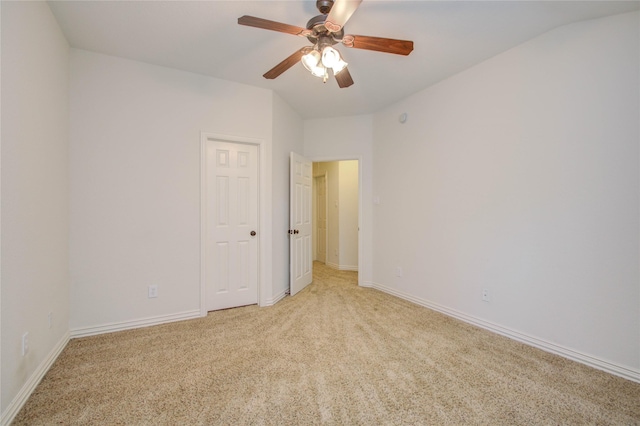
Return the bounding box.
[301,49,321,71]
[310,64,326,78]
[332,58,348,75]
[321,45,341,68]
[239,0,414,88]
[302,49,326,79]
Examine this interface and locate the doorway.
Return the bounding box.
[312,160,359,273]
[314,174,327,264]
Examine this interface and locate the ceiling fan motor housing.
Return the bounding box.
[306,14,344,44]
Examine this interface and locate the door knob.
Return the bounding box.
[250,231,256,236]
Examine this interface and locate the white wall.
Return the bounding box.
[272,93,304,300]
[372,11,640,373]
[339,160,359,270]
[69,50,275,331]
[304,115,373,284]
[1,1,70,415]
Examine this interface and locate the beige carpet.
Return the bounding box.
[14,263,640,425]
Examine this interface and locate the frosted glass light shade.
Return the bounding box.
[332,58,348,74]
[310,65,326,78]
[301,50,321,71]
[321,46,340,68]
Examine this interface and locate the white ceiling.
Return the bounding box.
[48,0,640,119]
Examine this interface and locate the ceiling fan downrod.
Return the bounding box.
[316,0,334,15]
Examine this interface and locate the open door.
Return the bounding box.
[289,152,313,295]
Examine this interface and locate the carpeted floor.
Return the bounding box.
[14,262,640,425]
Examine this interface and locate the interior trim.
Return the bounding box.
[370,282,640,384]
[1,332,70,426]
[70,310,201,338]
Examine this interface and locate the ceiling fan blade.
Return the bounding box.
[263,48,307,80]
[343,35,414,56]
[335,67,354,88]
[238,15,308,37]
[325,0,363,33]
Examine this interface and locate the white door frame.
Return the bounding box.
[200,132,270,316]
[309,156,363,285]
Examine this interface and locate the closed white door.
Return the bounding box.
[315,175,327,264]
[290,152,313,296]
[206,140,259,311]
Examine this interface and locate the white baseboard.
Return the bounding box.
[359,281,374,288]
[325,262,358,271]
[263,289,288,306]
[70,310,201,338]
[1,331,70,426]
[370,282,640,384]
[338,265,358,271]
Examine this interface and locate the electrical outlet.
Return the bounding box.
[22,332,29,356]
[395,267,403,277]
[48,312,53,329]
[148,285,158,298]
[482,288,490,302]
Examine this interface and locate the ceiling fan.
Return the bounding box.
[238,0,414,88]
